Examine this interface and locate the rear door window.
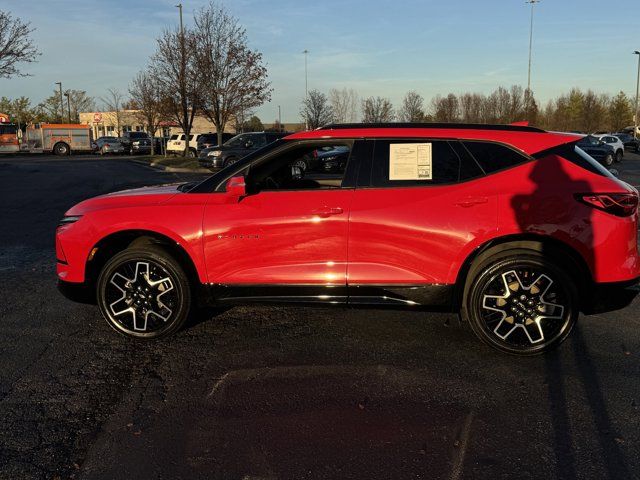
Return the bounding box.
[370,139,479,187]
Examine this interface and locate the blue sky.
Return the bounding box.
[1,0,639,122]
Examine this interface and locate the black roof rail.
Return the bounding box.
[318,122,546,133]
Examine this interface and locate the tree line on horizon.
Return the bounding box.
[301,86,637,133]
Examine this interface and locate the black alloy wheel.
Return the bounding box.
[97,246,191,339]
[464,251,578,355]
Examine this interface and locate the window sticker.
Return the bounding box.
[389,143,432,180]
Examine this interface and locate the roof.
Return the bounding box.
[33,123,91,129]
[285,123,582,156]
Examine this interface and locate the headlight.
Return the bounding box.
[58,215,82,228]
[208,150,222,157]
[132,141,140,145]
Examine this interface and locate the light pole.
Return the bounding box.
[526,0,540,93]
[55,82,63,123]
[175,3,183,36]
[302,49,309,129]
[63,91,71,123]
[634,50,640,139]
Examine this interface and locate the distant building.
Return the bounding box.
[78,110,235,139]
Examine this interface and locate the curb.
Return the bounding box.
[163,166,211,173]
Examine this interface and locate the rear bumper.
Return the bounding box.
[583,276,640,314]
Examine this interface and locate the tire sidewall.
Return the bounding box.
[465,252,578,355]
[96,246,191,339]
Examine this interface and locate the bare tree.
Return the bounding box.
[329,88,359,123]
[398,91,425,122]
[129,71,164,154]
[0,10,39,78]
[301,90,333,129]
[431,94,459,122]
[193,3,272,146]
[459,93,483,123]
[151,26,199,156]
[101,88,125,136]
[64,90,95,122]
[362,96,394,122]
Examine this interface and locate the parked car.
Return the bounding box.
[93,137,125,155]
[576,135,616,166]
[166,133,204,157]
[119,132,151,154]
[316,145,351,172]
[57,122,640,355]
[198,132,289,170]
[196,132,235,153]
[613,132,640,153]
[593,134,624,162]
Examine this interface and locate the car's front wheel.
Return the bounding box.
[97,245,192,339]
[463,251,578,355]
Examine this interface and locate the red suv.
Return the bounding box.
[57,123,640,355]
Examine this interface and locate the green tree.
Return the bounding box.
[608,91,633,132]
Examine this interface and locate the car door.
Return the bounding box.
[347,138,497,305]
[202,139,359,300]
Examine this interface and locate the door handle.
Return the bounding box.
[455,197,489,208]
[311,206,344,217]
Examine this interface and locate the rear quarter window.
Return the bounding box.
[462,141,531,174]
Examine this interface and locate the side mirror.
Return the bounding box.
[226,175,246,200]
[608,168,620,178]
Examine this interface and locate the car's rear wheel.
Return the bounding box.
[97,246,191,339]
[54,142,70,156]
[187,148,196,158]
[604,154,614,166]
[615,150,623,162]
[463,251,578,355]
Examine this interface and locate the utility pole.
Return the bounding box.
[303,49,309,129]
[526,0,540,93]
[55,82,63,123]
[634,51,640,139]
[64,91,71,122]
[278,105,282,131]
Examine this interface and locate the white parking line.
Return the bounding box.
[450,412,474,480]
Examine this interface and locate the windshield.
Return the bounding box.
[190,139,286,193]
[0,124,17,135]
[225,134,252,147]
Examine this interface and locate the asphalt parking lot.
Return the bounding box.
[1,153,640,479]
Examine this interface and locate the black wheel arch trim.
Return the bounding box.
[453,234,593,312]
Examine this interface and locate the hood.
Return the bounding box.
[65,183,183,216]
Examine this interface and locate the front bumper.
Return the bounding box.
[58,279,95,304]
[198,156,225,169]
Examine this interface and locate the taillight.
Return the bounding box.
[576,193,638,217]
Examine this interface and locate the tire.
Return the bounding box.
[604,154,614,167]
[224,156,239,167]
[54,142,69,156]
[292,159,308,171]
[96,245,192,339]
[462,250,578,355]
[187,149,196,158]
[615,150,623,162]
